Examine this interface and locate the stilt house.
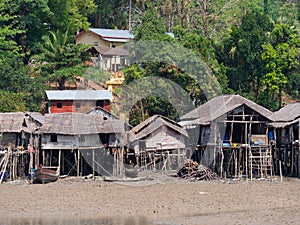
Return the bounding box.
[269,103,300,177]
[38,113,126,176]
[0,112,41,181]
[129,115,189,170]
[179,94,274,179]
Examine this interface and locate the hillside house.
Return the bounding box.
[76,28,133,48]
[90,46,129,72]
[76,28,133,72]
[46,90,113,113]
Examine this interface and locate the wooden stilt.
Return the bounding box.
[42,150,45,166]
[92,149,95,177]
[77,149,80,177]
[279,160,283,182]
[220,147,224,178]
[58,150,61,176]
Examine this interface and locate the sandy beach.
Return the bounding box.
[0,175,300,225]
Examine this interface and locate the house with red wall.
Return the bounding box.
[45,90,113,113]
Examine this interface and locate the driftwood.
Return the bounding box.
[177,159,218,181]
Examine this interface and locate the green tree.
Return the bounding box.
[32,30,91,90]
[9,0,52,55]
[48,0,96,34]
[174,26,230,94]
[133,6,173,41]
[0,0,23,63]
[260,43,288,110]
[218,11,274,100]
[260,23,300,107]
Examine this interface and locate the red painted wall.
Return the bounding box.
[49,100,111,113]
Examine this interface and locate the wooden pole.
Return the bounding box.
[58,150,61,176]
[93,149,95,177]
[279,160,283,182]
[250,148,253,180]
[298,120,300,177]
[42,149,45,166]
[220,147,224,178]
[0,147,10,183]
[61,150,64,175]
[77,149,80,177]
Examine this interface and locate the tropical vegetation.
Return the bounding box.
[0,0,299,125]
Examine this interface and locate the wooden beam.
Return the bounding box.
[219,120,269,124]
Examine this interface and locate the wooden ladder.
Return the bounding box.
[249,146,273,180]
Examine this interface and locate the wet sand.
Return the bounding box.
[0,175,299,225]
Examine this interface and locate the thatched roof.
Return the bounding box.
[0,112,27,133]
[87,106,120,120]
[25,112,45,125]
[269,103,300,128]
[39,113,125,135]
[180,95,273,125]
[130,115,188,142]
[270,103,300,122]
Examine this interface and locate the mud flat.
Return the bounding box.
[0,176,299,225]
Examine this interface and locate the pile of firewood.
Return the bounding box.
[177,159,218,181]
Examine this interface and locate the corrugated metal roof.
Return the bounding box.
[89,28,134,40]
[102,38,129,43]
[45,90,113,101]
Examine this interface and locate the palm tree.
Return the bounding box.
[33,30,90,90]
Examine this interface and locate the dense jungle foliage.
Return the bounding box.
[0,0,299,125]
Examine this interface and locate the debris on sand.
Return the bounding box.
[177,159,218,181]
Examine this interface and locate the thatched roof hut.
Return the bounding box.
[180,94,273,126]
[39,113,125,135]
[130,115,188,151]
[0,112,42,149]
[270,103,300,128]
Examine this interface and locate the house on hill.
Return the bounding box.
[76,28,133,73]
[76,28,133,48]
[45,90,113,113]
[129,115,189,169]
[90,46,129,72]
[179,94,274,179]
[269,103,300,177]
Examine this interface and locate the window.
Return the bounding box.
[96,100,104,107]
[79,135,85,142]
[75,102,81,109]
[50,135,57,142]
[57,102,62,108]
